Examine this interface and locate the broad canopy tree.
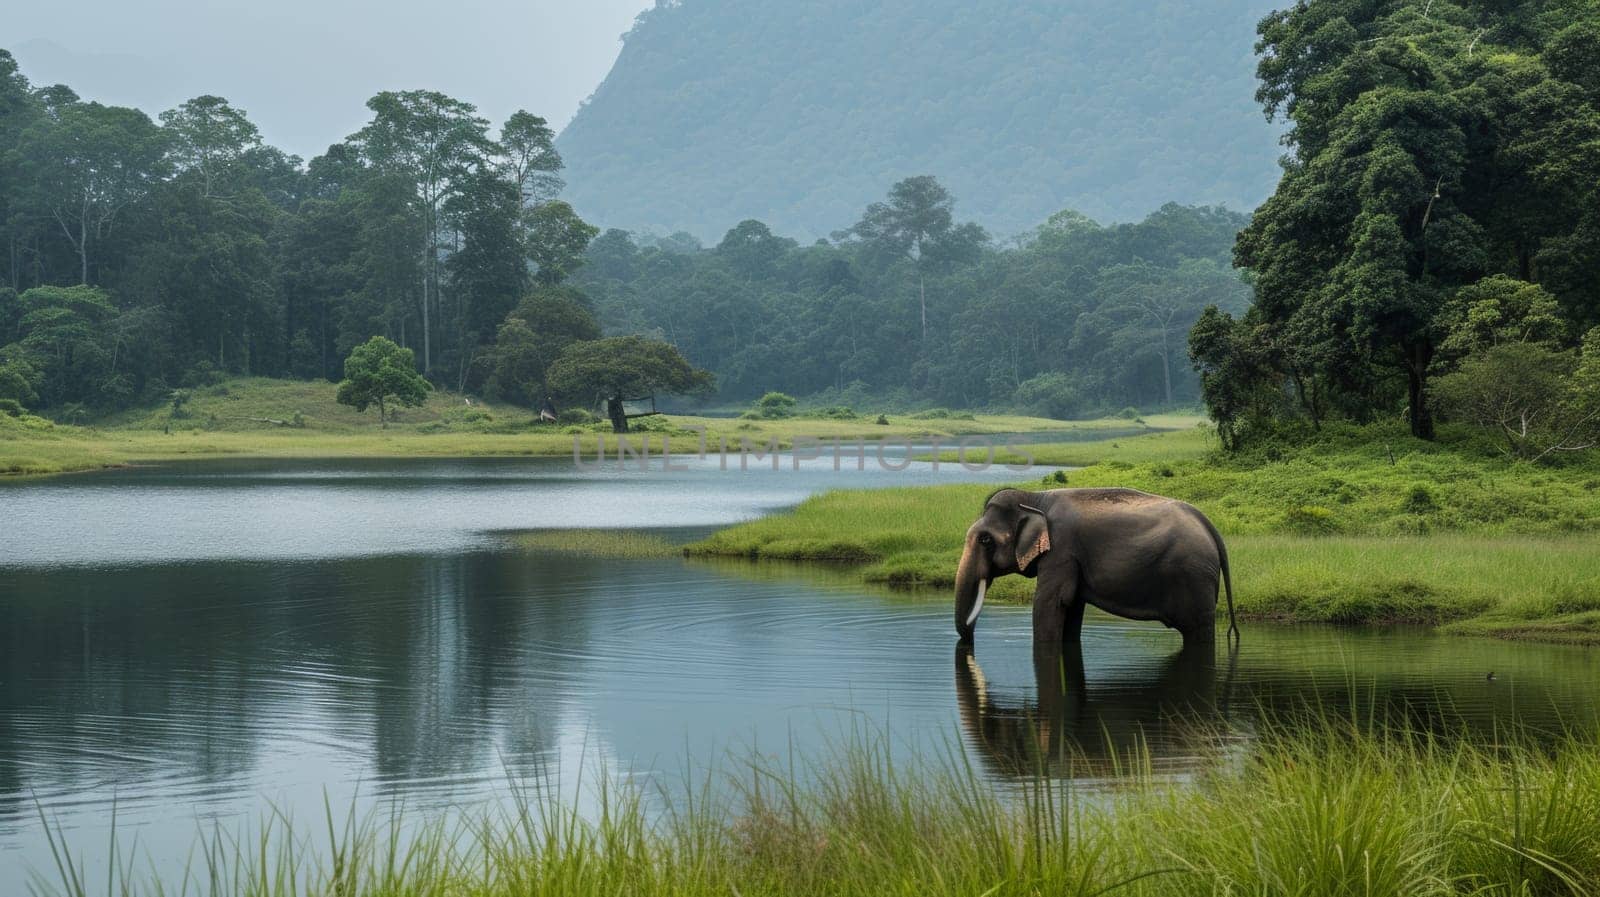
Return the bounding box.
[546,335,713,432]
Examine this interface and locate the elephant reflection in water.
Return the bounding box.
[954,642,1234,779]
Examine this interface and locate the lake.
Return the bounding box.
[3,454,1598,885]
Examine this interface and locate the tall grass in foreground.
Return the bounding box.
[32,717,1600,897]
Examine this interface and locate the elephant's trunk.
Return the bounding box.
[955,532,989,642]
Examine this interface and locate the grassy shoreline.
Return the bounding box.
[0,377,1133,477]
[689,423,1600,643]
[32,721,1600,897]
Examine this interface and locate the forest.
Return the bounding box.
[0,46,1248,422]
[4,0,1600,455]
[1190,0,1600,455]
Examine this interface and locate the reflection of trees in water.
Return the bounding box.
[0,551,602,820]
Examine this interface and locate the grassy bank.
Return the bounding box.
[690,423,1600,642]
[0,378,1112,477]
[36,721,1600,897]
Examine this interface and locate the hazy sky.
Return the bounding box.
[6,0,651,160]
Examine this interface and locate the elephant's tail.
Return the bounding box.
[1191,507,1238,643]
[1219,534,1238,644]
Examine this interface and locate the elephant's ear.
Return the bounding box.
[1014,504,1051,571]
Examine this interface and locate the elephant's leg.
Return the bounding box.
[1032,572,1081,645]
[1175,578,1219,649]
[1063,593,1087,642]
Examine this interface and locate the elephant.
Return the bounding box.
[954,487,1236,647]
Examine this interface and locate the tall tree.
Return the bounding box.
[445,167,528,389]
[524,200,599,286]
[838,176,983,340]
[351,91,494,373]
[498,111,564,206]
[15,101,168,284]
[0,51,39,291]
[160,95,262,198]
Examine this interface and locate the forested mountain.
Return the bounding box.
[557,0,1283,240]
[0,47,1248,421]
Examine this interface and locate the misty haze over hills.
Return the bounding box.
[557,0,1286,241]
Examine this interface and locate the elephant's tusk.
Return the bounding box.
[966,579,987,627]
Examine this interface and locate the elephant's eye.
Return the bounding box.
[977,533,992,545]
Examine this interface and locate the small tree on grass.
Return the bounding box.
[547,335,713,432]
[336,336,430,428]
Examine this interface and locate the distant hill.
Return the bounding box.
[556,0,1284,241]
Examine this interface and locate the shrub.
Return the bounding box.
[167,389,192,420]
[180,361,225,388]
[1283,505,1339,533]
[1402,483,1438,514]
[911,407,977,421]
[1013,372,1084,419]
[1432,341,1597,461]
[0,398,23,417]
[875,414,889,425]
[1551,579,1600,615]
[556,408,597,425]
[812,405,857,419]
[756,391,798,418]
[1117,406,1141,420]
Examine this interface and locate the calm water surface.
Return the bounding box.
[2,455,1598,883]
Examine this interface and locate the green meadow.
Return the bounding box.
[0,377,1103,477]
[690,422,1600,643]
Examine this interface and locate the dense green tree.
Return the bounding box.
[1188,305,1281,451]
[8,285,120,407]
[716,220,794,281]
[485,288,601,406]
[276,195,362,380]
[837,176,987,340]
[1432,342,1596,461]
[14,101,168,284]
[351,91,494,372]
[160,95,262,198]
[335,336,431,428]
[524,200,599,286]
[499,110,564,205]
[0,352,41,407]
[547,335,713,432]
[446,168,528,388]
[1234,0,1600,440]
[0,51,40,292]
